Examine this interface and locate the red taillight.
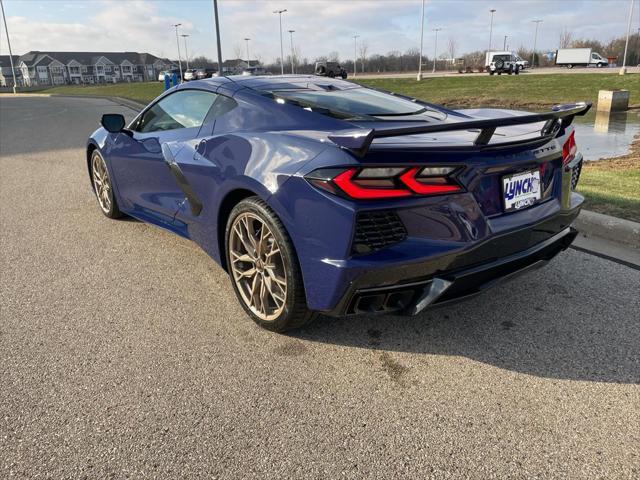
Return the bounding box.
[307,166,462,200]
[562,130,577,165]
[399,167,462,195]
[333,168,412,199]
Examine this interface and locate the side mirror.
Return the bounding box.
[101,113,125,133]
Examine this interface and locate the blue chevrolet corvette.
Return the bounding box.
[88,75,589,331]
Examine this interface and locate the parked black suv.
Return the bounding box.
[314,61,348,79]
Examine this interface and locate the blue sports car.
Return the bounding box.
[88,75,588,331]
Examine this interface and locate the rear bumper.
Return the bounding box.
[322,207,581,317]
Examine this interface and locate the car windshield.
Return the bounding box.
[268,87,445,120]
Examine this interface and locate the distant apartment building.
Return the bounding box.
[0,55,21,87]
[2,51,178,86]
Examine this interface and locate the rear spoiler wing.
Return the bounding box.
[328,102,591,157]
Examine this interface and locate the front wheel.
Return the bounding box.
[225,197,315,332]
[91,150,122,219]
[341,71,347,79]
[596,62,604,68]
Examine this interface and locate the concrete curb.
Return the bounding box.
[574,210,640,249]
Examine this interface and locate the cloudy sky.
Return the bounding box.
[1,0,638,62]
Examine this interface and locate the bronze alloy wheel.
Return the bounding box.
[229,212,288,321]
[92,152,112,214]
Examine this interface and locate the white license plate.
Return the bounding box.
[502,170,541,212]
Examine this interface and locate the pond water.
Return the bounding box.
[572,109,640,161]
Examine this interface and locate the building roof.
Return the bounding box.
[17,51,173,67]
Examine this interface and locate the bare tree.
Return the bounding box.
[328,51,340,63]
[559,28,573,49]
[358,41,369,73]
[233,43,244,61]
[446,37,457,60]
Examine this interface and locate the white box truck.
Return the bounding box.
[555,48,608,68]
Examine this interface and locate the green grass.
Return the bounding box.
[38,82,164,104]
[577,159,640,222]
[357,73,640,109]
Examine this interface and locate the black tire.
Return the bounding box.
[497,72,502,75]
[328,70,335,78]
[489,71,495,75]
[90,150,123,219]
[341,70,347,79]
[225,197,315,332]
[567,64,573,69]
[596,62,603,68]
[515,66,520,75]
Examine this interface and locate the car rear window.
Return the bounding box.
[270,87,427,117]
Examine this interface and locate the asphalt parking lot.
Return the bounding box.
[1,95,639,478]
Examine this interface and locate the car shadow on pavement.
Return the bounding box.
[292,252,640,385]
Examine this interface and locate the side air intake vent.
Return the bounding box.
[352,211,407,254]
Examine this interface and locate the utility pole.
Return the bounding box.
[432,28,442,73]
[620,0,635,75]
[353,34,359,77]
[212,0,223,75]
[531,19,542,68]
[244,37,251,68]
[288,30,295,74]
[0,0,18,93]
[181,34,190,70]
[503,35,507,51]
[417,0,425,80]
[273,9,287,75]
[173,23,183,81]
[488,9,496,52]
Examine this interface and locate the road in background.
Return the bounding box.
[357,65,640,79]
[1,96,639,478]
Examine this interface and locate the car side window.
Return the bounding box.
[204,94,238,123]
[137,90,218,133]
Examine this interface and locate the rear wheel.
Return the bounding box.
[328,70,335,78]
[225,197,315,332]
[567,64,573,69]
[341,70,347,79]
[91,150,122,219]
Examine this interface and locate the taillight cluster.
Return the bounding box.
[306,166,462,200]
[562,130,577,166]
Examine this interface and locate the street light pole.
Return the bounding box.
[531,19,542,68]
[503,35,507,50]
[173,23,183,81]
[288,30,295,74]
[620,0,635,75]
[417,0,425,81]
[432,28,442,73]
[244,37,251,68]
[353,34,359,77]
[181,34,190,70]
[212,0,223,75]
[273,9,287,75]
[0,0,18,93]
[488,9,496,52]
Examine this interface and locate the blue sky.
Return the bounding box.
[1,1,638,62]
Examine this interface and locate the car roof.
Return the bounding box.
[187,74,356,93]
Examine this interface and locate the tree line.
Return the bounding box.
[188,32,639,74]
